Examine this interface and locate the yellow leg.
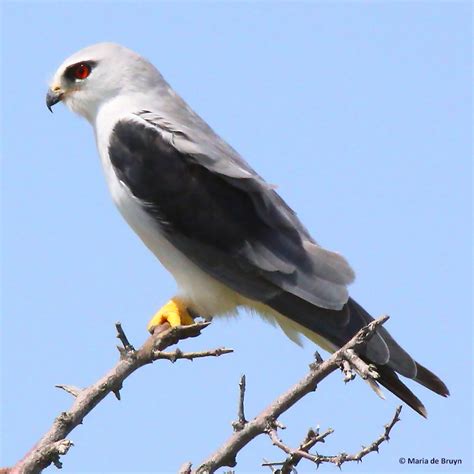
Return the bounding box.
[147,297,195,333]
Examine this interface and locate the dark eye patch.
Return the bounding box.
[64,60,97,81]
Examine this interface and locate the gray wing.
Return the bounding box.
[108,111,355,311]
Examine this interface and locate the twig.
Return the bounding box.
[274,427,334,473]
[232,375,247,432]
[195,315,389,473]
[266,405,402,469]
[313,351,324,365]
[178,461,193,474]
[12,321,231,473]
[154,347,233,362]
[261,458,281,473]
[54,385,82,398]
[115,321,135,354]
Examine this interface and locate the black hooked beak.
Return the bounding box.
[46,88,64,113]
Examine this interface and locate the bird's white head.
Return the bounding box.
[46,42,162,122]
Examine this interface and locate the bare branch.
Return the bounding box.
[115,321,135,353]
[54,385,82,398]
[271,427,334,473]
[196,315,390,473]
[232,375,248,432]
[265,405,402,469]
[154,347,233,362]
[10,315,393,473]
[262,459,280,473]
[12,321,231,473]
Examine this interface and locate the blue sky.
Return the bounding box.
[1,1,472,473]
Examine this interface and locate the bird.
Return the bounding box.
[46,42,448,417]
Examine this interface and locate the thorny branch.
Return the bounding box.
[193,315,390,473]
[264,405,402,472]
[9,322,233,474]
[262,426,334,473]
[7,315,398,474]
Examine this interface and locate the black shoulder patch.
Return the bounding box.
[108,119,263,249]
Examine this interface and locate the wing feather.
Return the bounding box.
[108,113,355,310]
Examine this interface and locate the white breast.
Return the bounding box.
[93,102,241,317]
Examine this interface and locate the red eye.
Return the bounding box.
[73,63,91,80]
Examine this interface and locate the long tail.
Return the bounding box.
[267,294,449,417]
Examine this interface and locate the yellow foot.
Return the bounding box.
[147,297,195,333]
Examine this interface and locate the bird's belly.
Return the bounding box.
[104,164,241,317]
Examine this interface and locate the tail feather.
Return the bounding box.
[374,363,428,418]
[267,292,449,417]
[414,362,450,397]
